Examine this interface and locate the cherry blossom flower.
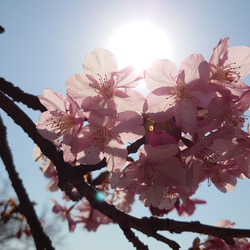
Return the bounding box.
[50,198,76,232]
[66,48,145,117]
[144,54,214,134]
[176,197,206,217]
[72,110,144,172]
[75,199,112,232]
[183,126,248,193]
[197,93,248,136]
[33,145,58,191]
[209,37,250,98]
[110,187,135,213]
[39,158,58,192]
[112,144,186,209]
[36,89,85,162]
[150,197,206,217]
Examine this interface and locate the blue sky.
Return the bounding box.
[1,1,250,249]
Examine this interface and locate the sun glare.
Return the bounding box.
[109,21,172,72]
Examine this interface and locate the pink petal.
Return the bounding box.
[66,73,97,107]
[210,37,229,66]
[114,87,145,114]
[145,59,177,92]
[179,54,206,83]
[174,99,198,134]
[227,46,250,78]
[39,89,65,112]
[36,112,58,140]
[116,65,141,88]
[83,48,118,77]
[113,111,144,143]
[105,140,127,172]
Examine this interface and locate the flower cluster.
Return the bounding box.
[36,38,250,224]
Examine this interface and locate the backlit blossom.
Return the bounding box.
[72,110,144,172]
[33,145,58,191]
[66,48,145,116]
[209,37,250,98]
[144,54,213,134]
[50,198,76,232]
[110,187,135,213]
[113,144,186,209]
[75,199,112,232]
[36,89,85,162]
[34,41,250,234]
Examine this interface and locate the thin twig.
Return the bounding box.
[152,232,180,250]
[120,225,149,250]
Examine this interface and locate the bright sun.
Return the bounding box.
[108,21,172,72]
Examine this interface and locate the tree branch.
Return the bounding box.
[0,77,46,112]
[119,225,149,250]
[0,115,54,250]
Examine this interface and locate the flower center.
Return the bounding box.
[170,85,190,103]
[209,62,241,86]
[46,111,73,139]
[140,162,156,187]
[93,74,118,99]
[210,169,227,186]
[92,127,114,147]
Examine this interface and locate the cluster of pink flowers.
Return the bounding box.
[36,37,250,230]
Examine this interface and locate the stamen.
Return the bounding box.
[92,127,114,147]
[225,114,245,128]
[210,62,241,87]
[141,163,155,186]
[196,148,219,168]
[167,85,191,106]
[46,112,73,140]
[92,73,118,98]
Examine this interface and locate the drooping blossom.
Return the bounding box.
[50,198,77,232]
[36,89,85,162]
[110,187,135,213]
[150,197,206,217]
[33,145,58,191]
[112,144,187,209]
[183,126,248,193]
[75,199,112,232]
[176,197,206,217]
[66,48,145,117]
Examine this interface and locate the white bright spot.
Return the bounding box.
[109,21,172,72]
